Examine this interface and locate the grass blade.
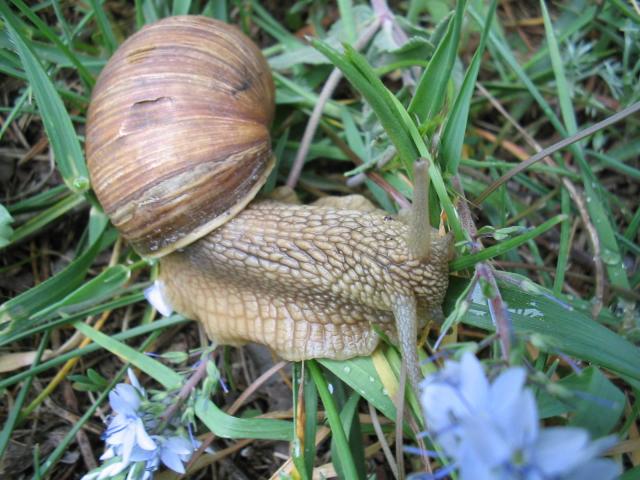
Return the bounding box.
[87,0,118,54]
[3,193,85,249]
[0,330,49,458]
[471,5,630,291]
[172,0,192,16]
[0,315,187,390]
[440,0,497,174]
[195,397,293,440]
[311,39,418,171]
[1,3,89,192]
[450,214,567,271]
[9,0,95,87]
[0,223,108,334]
[447,277,640,385]
[303,369,318,478]
[308,360,359,480]
[408,0,465,124]
[311,40,464,239]
[73,321,183,389]
[319,356,397,422]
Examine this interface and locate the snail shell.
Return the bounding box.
[86,16,275,257]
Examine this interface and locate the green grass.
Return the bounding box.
[1,0,639,478]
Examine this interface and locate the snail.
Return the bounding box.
[86,15,452,393]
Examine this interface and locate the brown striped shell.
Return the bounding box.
[86,16,275,257]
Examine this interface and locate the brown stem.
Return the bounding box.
[476,83,607,315]
[159,352,211,425]
[476,263,513,361]
[451,174,514,359]
[319,123,410,209]
[286,18,382,188]
[368,402,399,479]
[394,363,407,480]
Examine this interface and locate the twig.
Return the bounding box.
[319,123,410,208]
[226,361,288,416]
[451,174,514,360]
[185,360,290,475]
[369,402,399,479]
[159,353,211,425]
[476,263,513,361]
[474,99,640,204]
[286,18,382,188]
[394,363,406,480]
[475,83,609,315]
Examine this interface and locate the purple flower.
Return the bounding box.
[419,352,620,480]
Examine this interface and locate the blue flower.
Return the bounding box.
[142,435,195,475]
[419,352,620,480]
[83,368,200,480]
[103,379,156,464]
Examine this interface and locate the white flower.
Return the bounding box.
[144,281,174,316]
[419,352,620,480]
[81,457,129,480]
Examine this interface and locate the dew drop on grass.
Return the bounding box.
[601,248,621,265]
[73,176,90,191]
[343,366,351,373]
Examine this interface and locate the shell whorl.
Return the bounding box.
[86,16,275,257]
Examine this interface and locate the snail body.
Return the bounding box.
[86,15,451,392]
[160,198,451,361]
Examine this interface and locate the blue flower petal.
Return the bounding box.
[160,447,186,474]
[97,460,128,480]
[460,417,511,467]
[164,436,193,456]
[563,458,621,480]
[458,352,489,409]
[127,368,144,396]
[457,443,495,480]
[120,427,136,464]
[579,435,618,459]
[488,366,526,409]
[532,427,589,475]
[104,414,129,443]
[492,386,538,450]
[417,353,618,480]
[99,446,117,462]
[129,444,158,462]
[109,384,140,415]
[134,418,157,451]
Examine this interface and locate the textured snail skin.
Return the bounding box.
[160,198,451,379]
